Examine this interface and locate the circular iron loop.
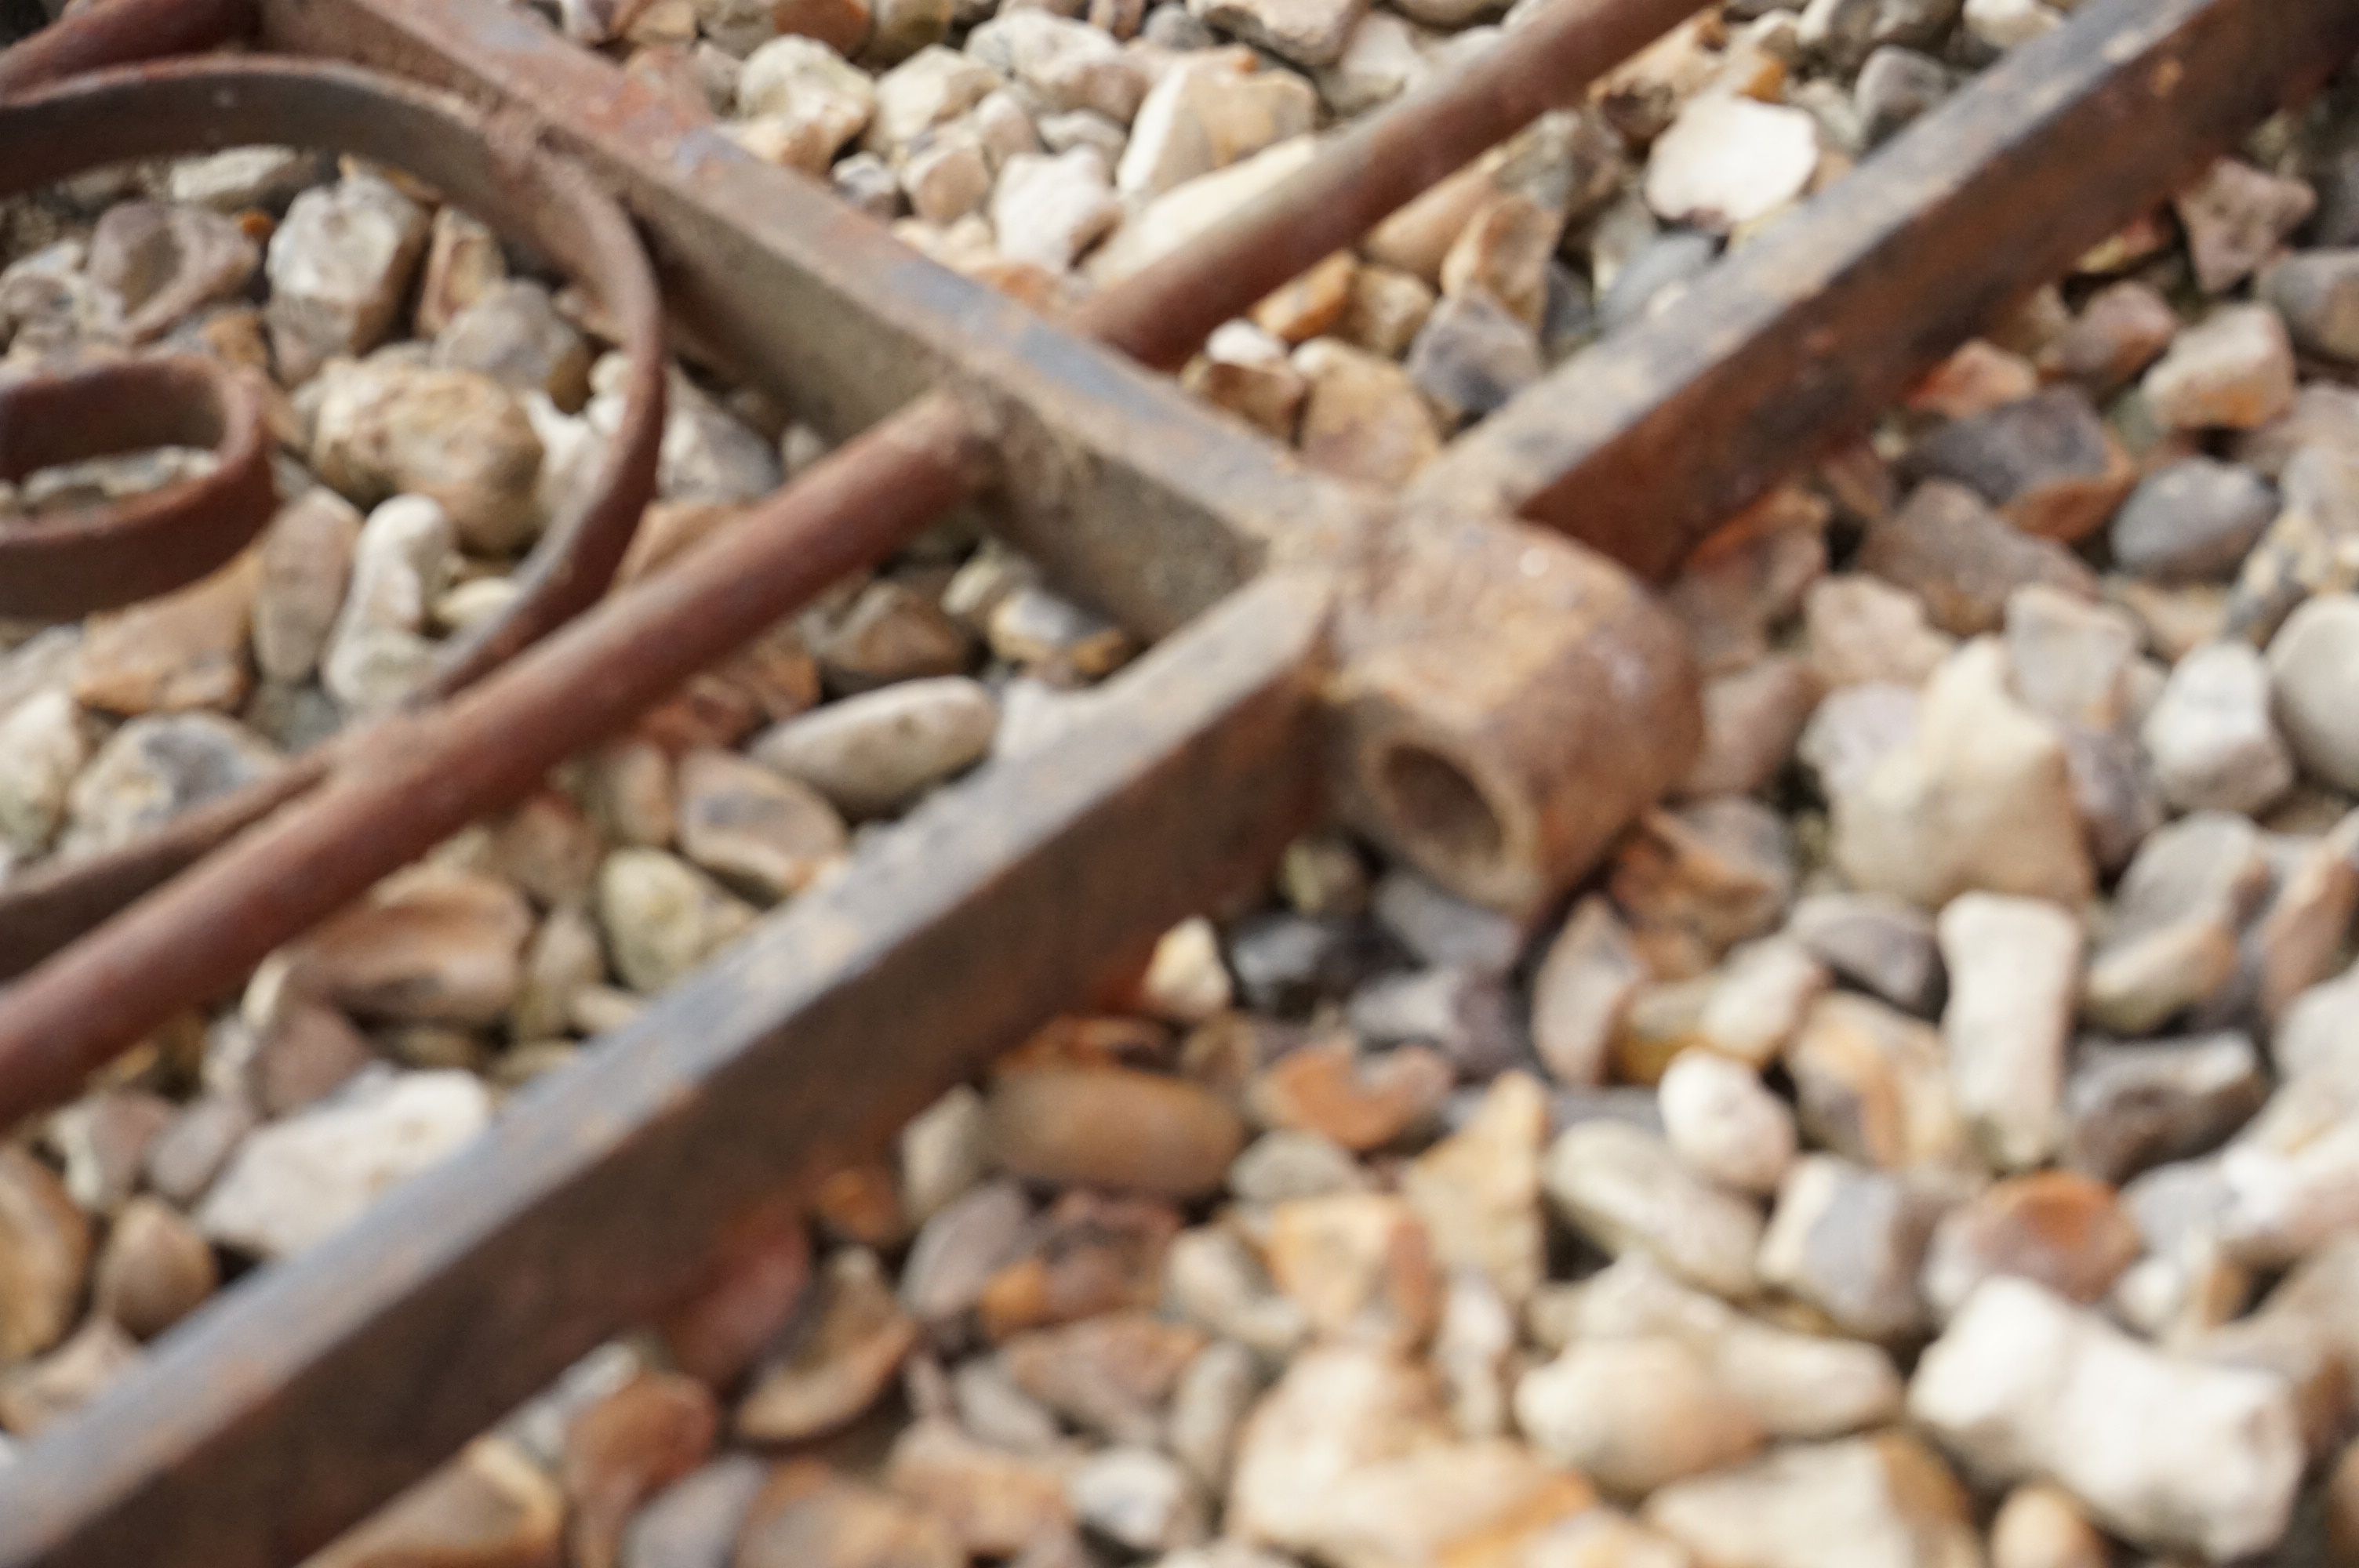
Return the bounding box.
[0,56,667,971]
[0,354,278,617]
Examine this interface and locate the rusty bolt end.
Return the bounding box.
[1322,506,1701,915]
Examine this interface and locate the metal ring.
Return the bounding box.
[0,355,279,618]
[0,57,668,971]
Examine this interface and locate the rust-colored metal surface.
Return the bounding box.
[0,0,2343,1557]
[1416,0,2359,580]
[0,56,667,971]
[0,568,1329,1568]
[1070,0,1699,368]
[0,0,251,94]
[0,393,986,1133]
[0,0,1710,1089]
[0,355,276,617]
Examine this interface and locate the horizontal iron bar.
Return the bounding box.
[0,570,1328,1568]
[253,0,1702,637]
[1412,0,2359,579]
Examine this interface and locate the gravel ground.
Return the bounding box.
[9,0,2359,1566]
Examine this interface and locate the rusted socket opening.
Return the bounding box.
[1373,739,1510,879]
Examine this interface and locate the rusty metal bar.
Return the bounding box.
[0,357,276,618]
[0,569,1327,1568]
[1071,0,1697,368]
[0,0,2336,1556]
[0,58,668,973]
[0,394,982,1133]
[0,0,1712,1111]
[0,0,252,95]
[256,0,1703,638]
[1412,0,2359,580]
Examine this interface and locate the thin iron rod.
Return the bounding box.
[0,0,1690,1129]
[1076,0,1699,366]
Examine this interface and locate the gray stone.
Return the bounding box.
[621,1457,768,1568]
[1543,1120,1765,1299]
[1757,1155,1943,1341]
[1597,229,1718,332]
[263,172,429,383]
[86,200,259,342]
[2173,158,2316,296]
[1859,481,2098,637]
[1901,388,2132,543]
[2082,811,2269,1035]
[900,1180,1030,1323]
[60,711,280,858]
[752,676,997,817]
[2112,459,2278,585]
[196,1069,492,1259]
[433,279,592,408]
[1372,868,1525,975]
[2143,305,2298,432]
[1403,291,1542,426]
[2261,248,2359,362]
[1069,1446,1205,1553]
[2063,1031,2266,1184]
[2267,593,2359,792]
[1786,891,1940,1014]
[2001,583,2139,732]
[1528,895,1645,1087]
[253,488,363,686]
[656,378,784,505]
[319,494,452,712]
[1681,653,1819,799]
[1853,46,1947,145]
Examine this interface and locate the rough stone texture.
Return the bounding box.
[198,1069,492,1258]
[1543,1120,1764,1299]
[1830,641,2093,910]
[1910,1278,2303,1560]
[1644,1433,1981,1568]
[2269,593,2359,792]
[1514,1336,1763,1495]
[2140,640,2293,815]
[1938,893,2080,1171]
[1863,487,2099,645]
[1902,389,2132,543]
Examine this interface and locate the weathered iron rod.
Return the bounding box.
[0,571,1328,1568]
[0,0,250,94]
[0,394,984,1134]
[0,0,1696,1124]
[1413,0,2359,579]
[1073,0,1701,367]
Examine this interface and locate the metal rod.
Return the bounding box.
[1411,0,2359,579]
[0,0,1698,1126]
[0,0,253,95]
[1072,0,1700,367]
[0,569,1329,1568]
[0,394,984,1134]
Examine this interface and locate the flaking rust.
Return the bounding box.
[0,0,2347,1558]
[0,56,668,971]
